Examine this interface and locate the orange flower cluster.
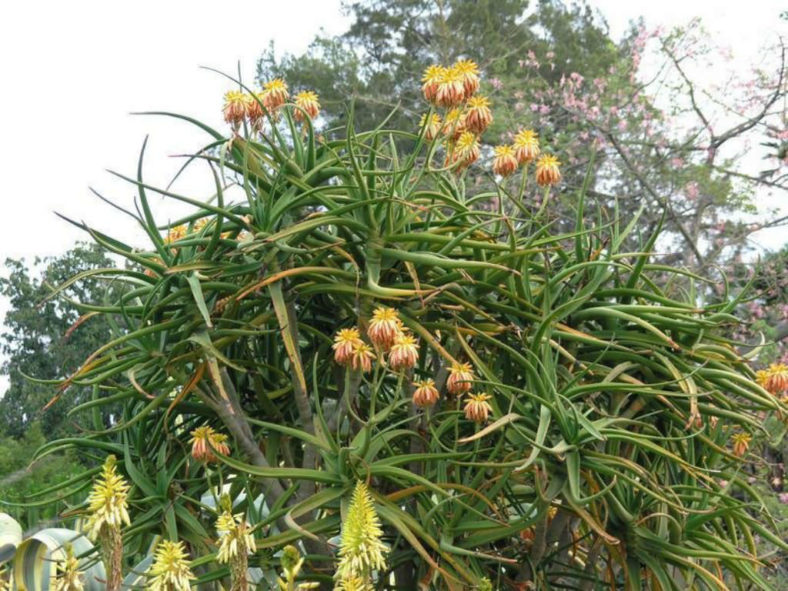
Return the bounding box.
[492,130,561,185]
[332,307,420,373]
[420,60,491,171]
[222,80,320,132]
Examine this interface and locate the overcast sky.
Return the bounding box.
[0,1,784,388]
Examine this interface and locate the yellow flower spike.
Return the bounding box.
[412,378,440,408]
[421,64,445,104]
[53,545,84,591]
[334,576,374,591]
[85,455,130,541]
[332,328,364,365]
[388,332,419,371]
[492,145,518,177]
[535,154,561,186]
[335,481,388,584]
[215,509,256,564]
[453,59,480,98]
[223,90,248,128]
[146,540,196,591]
[262,78,290,111]
[367,306,401,349]
[294,90,320,122]
[513,129,540,164]
[464,392,493,423]
[447,362,474,395]
[464,96,492,134]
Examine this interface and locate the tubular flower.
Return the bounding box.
[294,90,320,122]
[367,307,401,349]
[421,65,445,104]
[190,426,230,463]
[464,392,493,423]
[436,66,465,108]
[335,482,388,584]
[262,78,289,111]
[492,145,518,177]
[535,154,561,186]
[453,59,480,98]
[464,96,493,134]
[335,576,373,591]
[731,432,752,458]
[388,333,420,371]
[419,113,442,141]
[447,362,474,395]
[441,108,466,140]
[412,379,440,408]
[756,363,788,395]
[245,92,266,131]
[53,546,84,591]
[223,91,248,128]
[147,540,196,591]
[451,131,480,169]
[333,328,364,365]
[513,129,540,164]
[85,455,130,541]
[350,342,376,373]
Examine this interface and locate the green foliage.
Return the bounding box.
[29,71,787,590]
[0,423,83,530]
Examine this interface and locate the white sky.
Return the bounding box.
[0,1,785,391]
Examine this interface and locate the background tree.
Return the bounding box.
[0,244,116,439]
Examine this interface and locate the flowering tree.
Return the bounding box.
[14,55,785,591]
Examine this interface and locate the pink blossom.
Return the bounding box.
[530,103,539,112]
[779,492,788,505]
[671,157,684,168]
[539,104,550,115]
[489,77,503,90]
[684,181,700,200]
[617,120,628,131]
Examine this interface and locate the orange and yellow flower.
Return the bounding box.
[421,65,445,104]
[367,307,401,349]
[333,328,364,365]
[262,78,289,111]
[436,66,465,108]
[464,96,492,134]
[350,342,376,373]
[453,59,480,98]
[245,92,266,130]
[190,426,230,463]
[412,379,440,408]
[731,432,752,458]
[388,333,420,371]
[513,129,540,164]
[294,90,320,122]
[451,131,480,169]
[464,392,493,423]
[756,363,788,396]
[442,108,467,141]
[419,113,442,141]
[223,91,248,128]
[535,154,561,186]
[492,145,518,177]
[447,362,474,395]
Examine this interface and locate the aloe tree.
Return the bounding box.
[33,64,788,591]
